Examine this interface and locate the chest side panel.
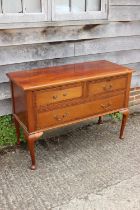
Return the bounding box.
[12,82,28,128]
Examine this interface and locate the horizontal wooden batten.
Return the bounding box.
[109,6,140,21]
[75,36,140,56]
[0,82,10,100]
[0,22,140,47]
[1,50,140,83]
[53,50,140,70]
[0,36,140,66]
[0,99,12,116]
[0,42,75,66]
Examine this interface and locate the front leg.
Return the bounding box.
[98,116,103,125]
[24,132,43,170]
[120,109,129,139]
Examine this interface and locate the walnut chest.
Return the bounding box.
[7,60,133,170]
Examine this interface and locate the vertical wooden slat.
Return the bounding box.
[2,0,22,13]
[55,0,69,14]
[23,0,41,13]
[87,0,101,11]
[71,0,85,12]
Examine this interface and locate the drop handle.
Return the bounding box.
[54,113,69,121]
[53,95,58,100]
[103,84,113,91]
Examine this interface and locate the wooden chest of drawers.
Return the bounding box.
[7,60,133,170]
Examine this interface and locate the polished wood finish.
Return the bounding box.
[7,60,133,169]
[120,109,129,139]
[35,83,83,107]
[88,76,127,96]
[24,131,43,170]
[37,93,125,130]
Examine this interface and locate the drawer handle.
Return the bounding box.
[53,95,58,100]
[101,103,112,111]
[54,113,68,121]
[103,84,113,91]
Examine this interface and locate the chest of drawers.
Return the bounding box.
[7,60,133,170]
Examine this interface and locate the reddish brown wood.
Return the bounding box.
[24,132,43,170]
[7,60,133,91]
[88,76,127,96]
[35,83,83,107]
[98,116,103,125]
[37,93,125,130]
[7,60,133,169]
[120,109,129,139]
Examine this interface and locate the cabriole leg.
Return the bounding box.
[120,110,129,139]
[24,132,43,170]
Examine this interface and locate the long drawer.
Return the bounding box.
[36,93,125,130]
[34,83,83,107]
[88,76,127,96]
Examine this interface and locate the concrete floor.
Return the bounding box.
[0,113,140,210]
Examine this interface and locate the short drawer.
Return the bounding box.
[35,83,83,107]
[36,93,125,130]
[88,76,127,96]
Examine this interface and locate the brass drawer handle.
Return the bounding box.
[54,113,68,121]
[101,103,112,110]
[103,84,113,91]
[53,95,58,100]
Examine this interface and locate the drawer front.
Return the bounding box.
[35,83,83,107]
[88,76,127,96]
[36,93,125,130]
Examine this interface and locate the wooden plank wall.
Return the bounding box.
[0,0,140,115]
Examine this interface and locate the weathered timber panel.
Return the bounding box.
[0,36,140,66]
[0,42,74,65]
[0,82,10,100]
[109,6,140,21]
[1,49,140,83]
[0,22,140,46]
[53,50,140,69]
[75,36,140,56]
[0,60,53,83]
[0,99,11,115]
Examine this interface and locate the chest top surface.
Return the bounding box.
[7,60,133,91]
